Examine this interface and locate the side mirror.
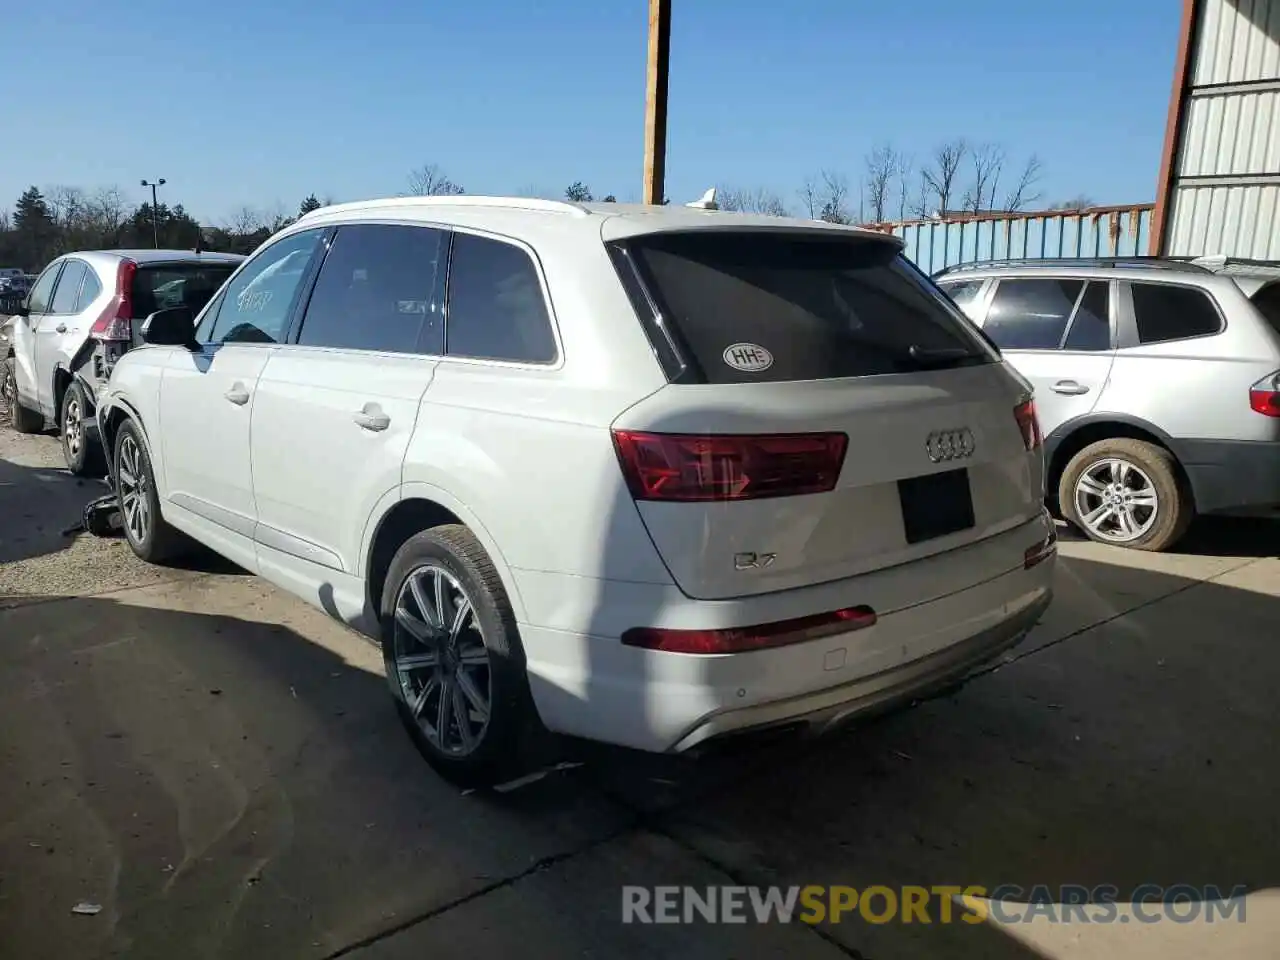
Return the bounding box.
[141,306,198,349]
[15,303,29,318]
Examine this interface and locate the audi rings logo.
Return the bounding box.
[925,428,976,463]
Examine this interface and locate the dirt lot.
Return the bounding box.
[2,423,1278,959]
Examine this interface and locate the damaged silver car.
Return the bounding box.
[2,249,243,474]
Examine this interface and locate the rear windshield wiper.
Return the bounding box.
[907,344,984,369]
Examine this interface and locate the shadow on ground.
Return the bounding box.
[0,455,245,574]
[0,529,1276,958]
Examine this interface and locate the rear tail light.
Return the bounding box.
[1024,523,1058,569]
[622,605,877,655]
[1249,373,1280,417]
[1014,399,1042,451]
[89,260,136,342]
[611,430,848,502]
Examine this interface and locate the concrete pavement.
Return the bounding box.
[1,424,1277,959]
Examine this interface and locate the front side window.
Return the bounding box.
[26,263,63,314]
[297,224,448,354]
[445,233,557,363]
[620,231,991,383]
[206,230,326,344]
[984,278,1084,350]
[1130,282,1222,344]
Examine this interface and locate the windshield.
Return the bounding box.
[617,230,995,384]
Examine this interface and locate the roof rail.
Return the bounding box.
[296,195,592,223]
[932,256,1213,278]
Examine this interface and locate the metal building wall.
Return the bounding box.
[1155,0,1280,258]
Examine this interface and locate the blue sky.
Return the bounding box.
[5,0,1178,224]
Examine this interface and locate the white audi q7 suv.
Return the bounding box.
[97,196,1056,785]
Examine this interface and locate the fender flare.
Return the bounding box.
[1043,412,1178,474]
[359,480,528,623]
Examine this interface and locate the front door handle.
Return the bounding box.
[353,405,390,432]
[1051,380,1090,396]
[224,383,250,405]
[55,323,67,333]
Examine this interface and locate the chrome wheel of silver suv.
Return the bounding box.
[1073,458,1159,544]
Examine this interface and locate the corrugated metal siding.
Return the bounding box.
[882,207,1153,275]
[1166,0,1280,259]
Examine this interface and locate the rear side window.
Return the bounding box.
[445,232,557,363]
[50,260,87,313]
[939,278,984,314]
[1249,282,1280,337]
[1130,283,1222,344]
[133,263,237,319]
[75,269,102,311]
[1062,281,1111,351]
[619,232,991,383]
[297,224,448,354]
[985,278,1082,350]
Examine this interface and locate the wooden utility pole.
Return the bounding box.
[642,0,671,205]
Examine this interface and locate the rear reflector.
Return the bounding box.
[621,605,877,655]
[1014,399,1042,451]
[1024,524,1058,569]
[612,430,848,502]
[1249,373,1280,417]
[89,260,136,341]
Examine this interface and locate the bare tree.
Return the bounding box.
[88,187,127,239]
[863,146,898,223]
[719,187,789,217]
[226,206,265,235]
[1003,154,1044,211]
[798,177,821,219]
[961,143,1006,214]
[0,209,10,231]
[46,185,88,232]
[407,163,464,197]
[920,139,967,216]
[814,170,851,224]
[895,154,915,221]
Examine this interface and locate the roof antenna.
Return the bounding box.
[685,187,718,210]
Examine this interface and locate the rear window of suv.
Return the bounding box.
[616,231,993,383]
[132,263,237,318]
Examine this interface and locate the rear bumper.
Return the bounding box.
[1171,438,1280,515]
[514,514,1056,753]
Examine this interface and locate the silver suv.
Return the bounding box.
[936,256,1280,551]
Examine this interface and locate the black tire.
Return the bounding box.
[2,356,44,434]
[113,419,187,564]
[61,380,105,477]
[1059,438,1193,552]
[380,524,544,787]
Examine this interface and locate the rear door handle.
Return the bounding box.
[1051,380,1090,396]
[55,323,67,333]
[224,383,250,405]
[353,405,390,432]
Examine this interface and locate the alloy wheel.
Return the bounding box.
[117,435,151,544]
[392,563,492,757]
[64,395,82,456]
[1,365,14,414]
[1073,457,1159,544]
